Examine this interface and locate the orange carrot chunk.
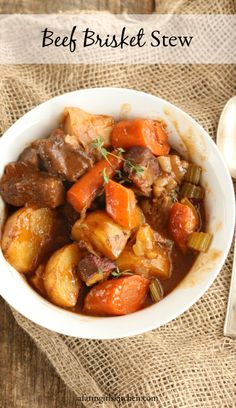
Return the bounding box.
[84,275,150,316]
[168,202,198,252]
[111,119,170,156]
[105,180,139,230]
[67,152,122,212]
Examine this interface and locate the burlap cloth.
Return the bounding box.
[0,1,236,407]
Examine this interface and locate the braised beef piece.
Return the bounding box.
[19,129,65,170]
[0,162,65,208]
[60,203,80,228]
[31,138,45,150]
[50,128,65,138]
[124,147,160,196]
[38,133,94,182]
[19,146,39,168]
[52,213,72,248]
[140,195,173,236]
[78,254,115,286]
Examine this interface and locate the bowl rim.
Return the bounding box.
[0,87,235,339]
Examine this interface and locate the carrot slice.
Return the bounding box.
[168,202,198,252]
[105,180,138,230]
[111,119,170,156]
[84,275,150,316]
[67,152,122,212]
[153,121,170,155]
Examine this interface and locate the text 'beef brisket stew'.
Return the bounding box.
[0,107,213,316]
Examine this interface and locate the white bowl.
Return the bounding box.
[0,88,234,339]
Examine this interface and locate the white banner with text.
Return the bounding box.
[0,14,235,64]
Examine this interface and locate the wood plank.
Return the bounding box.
[0,0,154,13]
[0,297,81,408]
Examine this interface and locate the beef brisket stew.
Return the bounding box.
[0,107,212,316]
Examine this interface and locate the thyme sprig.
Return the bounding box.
[92,136,112,166]
[102,168,110,184]
[125,160,145,177]
[110,267,133,279]
[91,136,144,185]
[98,268,104,277]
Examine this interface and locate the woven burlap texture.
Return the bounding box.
[0,1,236,407]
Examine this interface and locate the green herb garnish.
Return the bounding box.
[92,136,111,165]
[111,267,133,278]
[92,137,145,178]
[125,159,145,177]
[115,147,126,156]
[102,168,110,184]
[98,268,104,277]
[91,136,103,150]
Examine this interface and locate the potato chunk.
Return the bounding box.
[44,243,82,308]
[62,107,114,148]
[116,245,170,280]
[72,210,130,260]
[29,264,47,296]
[133,224,160,258]
[1,207,61,273]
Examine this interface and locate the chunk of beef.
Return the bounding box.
[60,203,80,228]
[124,147,160,196]
[19,146,39,168]
[38,133,94,182]
[31,138,45,150]
[0,162,65,208]
[50,128,65,138]
[77,254,115,286]
[140,195,173,236]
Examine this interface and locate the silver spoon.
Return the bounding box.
[217,95,236,338]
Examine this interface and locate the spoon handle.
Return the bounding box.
[224,234,236,338]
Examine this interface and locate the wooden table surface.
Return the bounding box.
[0,2,158,408]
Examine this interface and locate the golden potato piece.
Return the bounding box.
[1,207,60,274]
[135,206,146,227]
[62,107,114,148]
[116,245,170,280]
[29,264,47,296]
[44,243,82,308]
[133,224,159,258]
[72,210,130,260]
